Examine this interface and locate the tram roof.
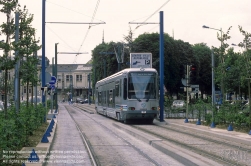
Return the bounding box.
[96,68,157,85]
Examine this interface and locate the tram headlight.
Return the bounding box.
[129,107,135,111]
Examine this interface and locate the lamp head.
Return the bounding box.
[202,25,209,29]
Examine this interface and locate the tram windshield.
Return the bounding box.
[128,72,156,100]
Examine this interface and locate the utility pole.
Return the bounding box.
[41,0,105,105]
[185,65,189,123]
[129,11,165,122]
[55,43,58,112]
[14,12,20,113]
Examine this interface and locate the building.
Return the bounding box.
[46,64,92,101]
[0,55,92,103]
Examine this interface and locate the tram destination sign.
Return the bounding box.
[130,53,152,68]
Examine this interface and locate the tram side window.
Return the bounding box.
[98,92,102,105]
[107,90,109,106]
[102,91,106,105]
[123,78,127,100]
[108,89,114,107]
[115,84,119,97]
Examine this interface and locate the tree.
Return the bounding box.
[15,6,41,107]
[214,26,232,100]
[0,0,19,116]
[192,43,212,97]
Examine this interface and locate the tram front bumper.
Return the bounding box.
[123,110,158,120]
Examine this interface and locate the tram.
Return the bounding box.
[95,67,159,123]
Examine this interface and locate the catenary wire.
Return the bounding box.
[74,0,101,64]
[132,0,171,32]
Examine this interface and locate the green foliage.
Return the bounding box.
[0,103,47,156]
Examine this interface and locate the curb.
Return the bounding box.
[165,121,251,146]
[20,115,57,166]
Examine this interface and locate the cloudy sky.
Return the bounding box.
[1,0,250,64]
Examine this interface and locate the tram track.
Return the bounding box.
[75,104,251,165]
[65,106,98,166]
[131,124,251,166]
[66,105,166,166]
[74,105,226,165]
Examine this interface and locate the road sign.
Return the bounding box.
[49,81,55,85]
[181,78,188,86]
[51,84,55,90]
[130,53,152,68]
[50,76,57,84]
[191,85,199,88]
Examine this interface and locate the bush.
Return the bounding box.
[0,103,47,159]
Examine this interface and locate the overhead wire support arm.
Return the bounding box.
[46,22,106,25]
[128,22,159,24]
[58,52,88,54]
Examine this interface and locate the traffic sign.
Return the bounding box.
[130,53,152,68]
[49,81,55,85]
[51,84,55,90]
[50,76,57,84]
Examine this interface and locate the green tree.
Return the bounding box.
[0,0,19,116]
[192,43,212,97]
[214,26,232,100]
[15,6,41,107]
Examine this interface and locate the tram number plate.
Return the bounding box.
[141,111,146,113]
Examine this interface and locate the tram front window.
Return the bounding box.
[128,72,156,100]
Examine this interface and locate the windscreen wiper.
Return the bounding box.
[136,98,141,102]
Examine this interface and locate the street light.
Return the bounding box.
[202,26,224,103]
[202,25,223,128]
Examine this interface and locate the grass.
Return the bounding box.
[0,122,49,166]
[26,122,49,147]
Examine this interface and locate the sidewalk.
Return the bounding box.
[160,119,251,146]
[77,104,251,141]
[43,103,92,166]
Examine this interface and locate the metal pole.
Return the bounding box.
[51,92,53,113]
[55,43,58,111]
[248,79,251,130]
[35,51,38,108]
[220,28,224,102]
[211,50,215,128]
[14,12,20,113]
[159,11,164,122]
[52,57,55,110]
[42,0,46,105]
[186,65,189,121]
[88,74,91,105]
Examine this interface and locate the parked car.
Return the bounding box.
[171,100,186,112]
[76,98,85,104]
[83,99,92,103]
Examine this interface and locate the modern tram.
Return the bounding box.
[95,67,159,123]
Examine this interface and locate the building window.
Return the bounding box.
[66,75,73,82]
[76,75,82,82]
[29,89,31,93]
[57,75,62,82]
[24,87,26,93]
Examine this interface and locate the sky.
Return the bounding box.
[0,0,250,64]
